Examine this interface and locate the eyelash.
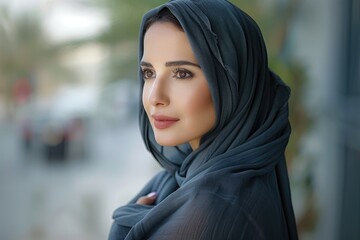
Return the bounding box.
[172,68,194,80]
[141,68,155,80]
[141,68,194,80]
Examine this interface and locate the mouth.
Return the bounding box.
[152,115,179,129]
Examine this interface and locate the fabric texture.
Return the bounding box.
[109,0,298,239]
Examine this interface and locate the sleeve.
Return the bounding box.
[108,170,179,240]
[140,178,290,240]
[127,170,168,204]
[127,170,178,204]
[108,221,131,240]
[146,190,266,240]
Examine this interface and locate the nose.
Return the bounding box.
[147,76,169,107]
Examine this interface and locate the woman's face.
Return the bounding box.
[141,21,216,150]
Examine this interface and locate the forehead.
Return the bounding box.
[142,22,197,63]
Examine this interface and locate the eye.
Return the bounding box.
[141,68,156,80]
[173,68,194,80]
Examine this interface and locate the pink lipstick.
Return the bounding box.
[152,115,179,129]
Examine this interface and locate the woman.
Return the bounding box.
[109,0,298,239]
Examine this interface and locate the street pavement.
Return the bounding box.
[0,117,160,240]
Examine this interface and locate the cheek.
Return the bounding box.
[183,87,215,124]
[186,94,212,113]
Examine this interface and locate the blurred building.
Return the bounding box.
[292,0,359,239]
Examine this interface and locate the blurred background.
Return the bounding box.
[0,0,358,239]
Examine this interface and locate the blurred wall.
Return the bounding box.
[291,0,359,239]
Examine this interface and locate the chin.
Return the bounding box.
[154,135,182,147]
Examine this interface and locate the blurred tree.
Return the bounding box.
[78,0,164,82]
[0,5,76,117]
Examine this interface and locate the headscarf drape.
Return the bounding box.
[109,0,298,239]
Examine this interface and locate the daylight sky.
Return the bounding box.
[1,0,108,43]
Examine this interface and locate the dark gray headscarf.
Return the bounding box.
[109,0,298,239]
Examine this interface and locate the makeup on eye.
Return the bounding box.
[140,60,197,80]
[172,68,194,79]
[141,68,156,80]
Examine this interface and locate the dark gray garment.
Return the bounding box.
[109,0,298,239]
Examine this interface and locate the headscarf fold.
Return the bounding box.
[110,0,298,239]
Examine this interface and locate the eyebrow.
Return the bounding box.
[166,61,201,68]
[140,60,201,68]
[140,61,153,68]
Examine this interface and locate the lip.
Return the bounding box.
[152,115,179,129]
